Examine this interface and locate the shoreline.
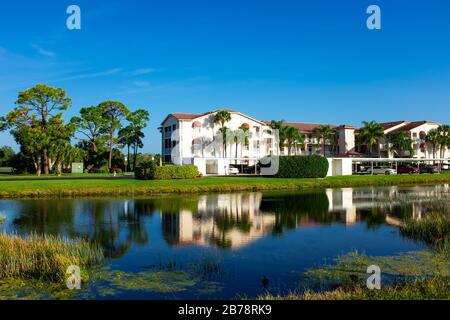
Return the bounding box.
[0,173,449,199]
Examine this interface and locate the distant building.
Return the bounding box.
[159,110,278,174]
[361,121,449,158]
[160,110,449,175]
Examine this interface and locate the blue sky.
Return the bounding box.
[1,0,449,153]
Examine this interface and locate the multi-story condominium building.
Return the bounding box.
[160,110,448,175]
[159,110,279,173]
[159,109,358,174]
[361,121,449,159]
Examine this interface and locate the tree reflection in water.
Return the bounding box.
[5,185,449,254]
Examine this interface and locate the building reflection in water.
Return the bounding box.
[162,193,275,248]
[5,185,448,252]
[161,185,450,248]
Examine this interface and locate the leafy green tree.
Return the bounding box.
[98,101,129,169]
[0,146,15,167]
[359,121,385,156]
[70,106,107,154]
[118,126,134,172]
[10,84,71,174]
[313,125,335,156]
[13,126,47,175]
[126,109,150,171]
[213,110,232,157]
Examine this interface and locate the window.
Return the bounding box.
[165,139,171,148]
[172,124,177,130]
[413,132,417,138]
[172,141,177,148]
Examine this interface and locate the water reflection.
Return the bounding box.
[0,185,448,254]
[162,193,275,248]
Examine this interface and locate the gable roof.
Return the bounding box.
[262,121,337,133]
[379,121,406,130]
[388,121,436,134]
[161,109,266,125]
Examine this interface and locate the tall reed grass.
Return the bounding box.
[401,213,450,250]
[0,233,103,283]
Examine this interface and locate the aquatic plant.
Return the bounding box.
[401,213,450,250]
[0,214,6,224]
[302,250,449,289]
[0,233,103,283]
[258,250,450,300]
[258,276,450,300]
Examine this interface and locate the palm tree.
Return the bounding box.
[313,125,335,156]
[389,132,413,157]
[284,126,301,155]
[269,120,287,154]
[118,126,134,172]
[359,121,385,157]
[425,129,440,159]
[213,110,232,157]
[239,125,251,158]
[437,125,450,158]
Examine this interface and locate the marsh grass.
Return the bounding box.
[259,250,450,300]
[0,214,5,224]
[401,213,450,250]
[258,276,450,300]
[0,233,103,283]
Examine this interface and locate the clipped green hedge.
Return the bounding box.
[135,162,199,180]
[275,155,329,178]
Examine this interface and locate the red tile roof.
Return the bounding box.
[262,121,337,133]
[171,113,202,120]
[379,121,406,130]
[388,121,429,134]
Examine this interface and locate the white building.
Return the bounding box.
[159,109,279,175]
[160,110,449,176]
[364,121,449,159]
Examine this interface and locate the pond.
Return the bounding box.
[0,185,449,299]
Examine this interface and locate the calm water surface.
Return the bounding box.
[0,185,449,299]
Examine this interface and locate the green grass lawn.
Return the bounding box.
[0,173,123,179]
[0,173,449,198]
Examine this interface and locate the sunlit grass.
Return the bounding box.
[0,173,449,198]
[401,213,450,250]
[0,233,103,283]
[258,250,450,300]
[258,276,450,300]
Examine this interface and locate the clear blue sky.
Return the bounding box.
[1,0,449,153]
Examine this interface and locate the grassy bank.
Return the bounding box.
[258,250,450,300]
[259,277,450,300]
[0,233,103,282]
[401,213,450,250]
[0,173,449,199]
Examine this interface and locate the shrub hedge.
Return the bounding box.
[135,162,199,180]
[135,161,157,180]
[275,155,329,178]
